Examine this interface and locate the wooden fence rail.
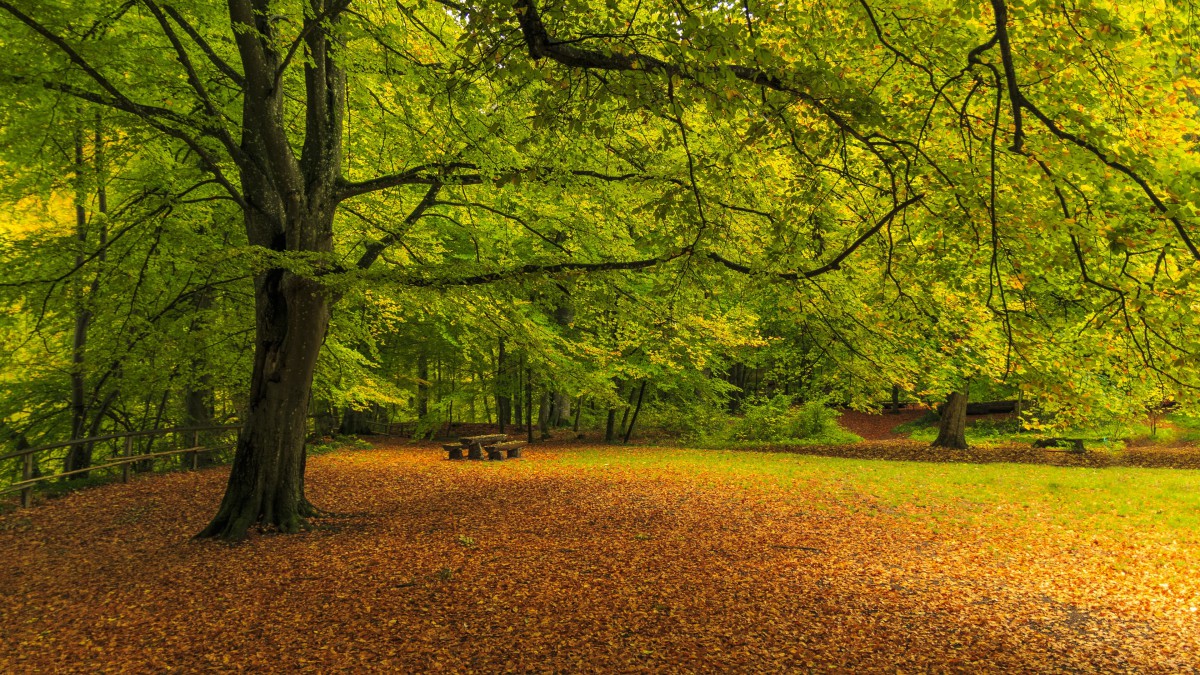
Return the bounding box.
[0,424,243,509]
[363,420,413,436]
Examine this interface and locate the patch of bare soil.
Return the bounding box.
[838,408,929,440]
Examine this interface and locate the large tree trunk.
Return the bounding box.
[932,388,969,449]
[198,268,331,539]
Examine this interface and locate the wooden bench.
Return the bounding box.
[1033,437,1086,453]
[460,434,507,461]
[443,443,465,460]
[485,441,527,460]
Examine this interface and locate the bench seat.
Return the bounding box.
[486,440,528,460]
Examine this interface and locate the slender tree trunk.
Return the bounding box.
[497,339,510,431]
[513,364,523,431]
[618,385,637,438]
[573,395,584,433]
[65,119,108,477]
[538,390,551,439]
[890,384,900,414]
[66,125,92,477]
[416,352,429,419]
[623,381,647,443]
[184,281,215,467]
[932,388,969,449]
[525,366,534,444]
[184,382,215,466]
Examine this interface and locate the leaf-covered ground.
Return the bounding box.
[2,440,1199,672]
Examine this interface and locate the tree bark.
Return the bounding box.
[65,118,109,478]
[553,391,571,427]
[496,338,510,431]
[623,381,647,443]
[932,388,969,450]
[197,0,349,538]
[525,366,534,443]
[197,265,331,539]
[537,389,551,439]
[66,125,92,477]
[416,352,429,419]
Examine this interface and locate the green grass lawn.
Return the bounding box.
[895,411,1200,449]
[558,445,1200,544]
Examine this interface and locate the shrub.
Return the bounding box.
[729,395,843,442]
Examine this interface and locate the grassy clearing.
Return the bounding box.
[558,445,1200,542]
[895,411,1200,449]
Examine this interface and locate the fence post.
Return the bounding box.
[122,436,132,483]
[20,452,33,508]
[191,430,199,470]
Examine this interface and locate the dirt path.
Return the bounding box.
[838,408,928,440]
[1,442,1197,672]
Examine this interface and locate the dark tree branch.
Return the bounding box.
[143,1,242,161]
[337,163,640,201]
[977,0,1199,261]
[159,3,245,86]
[400,248,689,287]
[355,182,442,270]
[337,162,480,200]
[706,194,924,280]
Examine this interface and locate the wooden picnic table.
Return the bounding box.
[445,434,527,461]
[461,434,506,460]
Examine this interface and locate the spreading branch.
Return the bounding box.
[706,194,924,281]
